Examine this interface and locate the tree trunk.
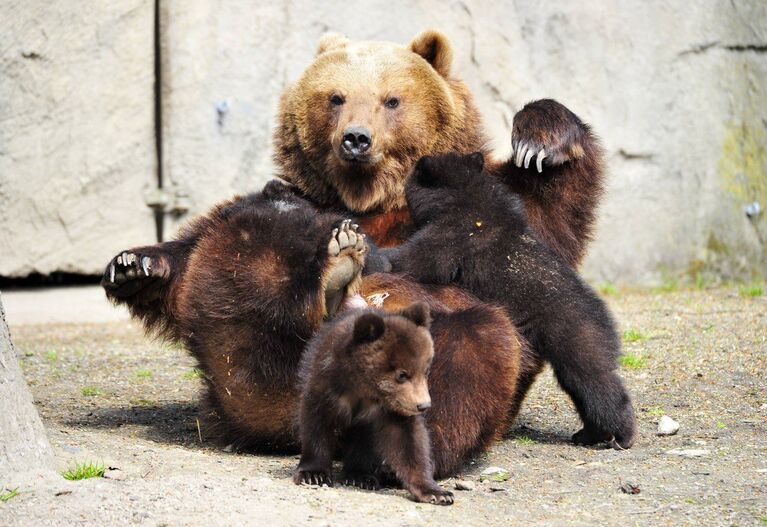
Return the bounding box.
[0,293,55,477]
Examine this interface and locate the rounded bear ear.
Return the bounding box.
[317,32,349,56]
[400,302,431,329]
[409,30,453,78]
[469,152,485,171]
[353,312,386,344]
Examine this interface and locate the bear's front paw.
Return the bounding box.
[102,250,167,299]
[293,468,333,487]
[342,473,381,491]
[411,484,454,506]
[510,99,588,173]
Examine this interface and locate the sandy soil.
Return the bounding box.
[1,287,765,526]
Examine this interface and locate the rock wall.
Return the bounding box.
[1,1,765,284]
[0,1,156,277]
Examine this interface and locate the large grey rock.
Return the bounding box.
[1,1,765,284]
[0,0,157,277]
[159,1,766,284]
[0,293,55,477]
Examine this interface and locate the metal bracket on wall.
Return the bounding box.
[143,184,192,216]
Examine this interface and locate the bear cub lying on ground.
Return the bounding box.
[383,152,636,448]
[294,302,454,505]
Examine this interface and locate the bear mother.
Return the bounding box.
[103,31,636,477]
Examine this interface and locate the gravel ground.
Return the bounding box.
[1,286,766,526]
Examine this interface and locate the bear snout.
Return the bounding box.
[340,125,373,160]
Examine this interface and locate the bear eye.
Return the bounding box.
[395,370,409,383]
[384,97,400,109]
[330,94,345,106]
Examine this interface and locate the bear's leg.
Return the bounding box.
[549,350,637,449]
[101,237,198,337]
[340,423,383,491]
[488,98,605,267]
[294,390,337,487]
[373,415,453,505]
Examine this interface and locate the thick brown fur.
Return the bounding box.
[383,152,636,448]
[101,30,619,470]
[294,303,457,504]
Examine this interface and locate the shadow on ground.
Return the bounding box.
[65,402,202,449]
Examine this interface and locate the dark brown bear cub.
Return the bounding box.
[383,152,637,449]
[294,302,454,505]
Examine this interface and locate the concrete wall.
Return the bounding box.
[0,0,157,278]
[1,1,765,285]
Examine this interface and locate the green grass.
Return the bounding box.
[130,398,154,407]
[135,369,153,380]
[44,350,58,362]
[80,386,103,397]
[597,283,619,296]
[716,421,727,429]
[183,368,205,380]
[653,278,678,293]
[513,435,536,445]
[739,283,763,297]
[622,328,647,343]
[0,488,19,503]
[61,462,105,481]
[619,352,647,369]
[693,272,710,290]
[645,406,664,418]
[759,515,767,525]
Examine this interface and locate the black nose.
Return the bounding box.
[342,126,372,156]
[416,402,431,412]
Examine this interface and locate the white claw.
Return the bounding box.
[122,252,128,265]
[515,143,528,167]
[524,149,534,169]
[536,149,547,173]
[347,229,357,246]
[141,256,151,276]
[109,264,115,283]
[116,255,122,265]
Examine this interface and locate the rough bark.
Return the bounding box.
[0,293,55,477]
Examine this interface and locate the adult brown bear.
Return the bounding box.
[102,31,636,477]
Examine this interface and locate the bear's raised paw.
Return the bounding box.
[323,219,367,316]
[511,99,589,172]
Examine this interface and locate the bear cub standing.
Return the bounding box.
[294,302,454,505]
[383,152,636,449]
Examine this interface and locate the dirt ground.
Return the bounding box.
[1,286,765,526]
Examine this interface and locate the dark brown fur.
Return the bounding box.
[100,30,620,472]
[294,303,456,504]
[383,152,636,448]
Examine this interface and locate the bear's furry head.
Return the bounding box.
[347,303,434,416]
[274,31,487,213]
[404,152,524,227]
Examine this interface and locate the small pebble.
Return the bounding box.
[454,480,475,491]
[666,449,709,457]
[620,482,640,494]
[657,415,680,436]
